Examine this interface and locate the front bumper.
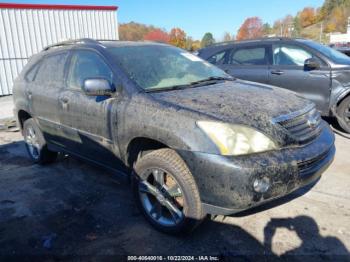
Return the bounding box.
[177,123,335,215]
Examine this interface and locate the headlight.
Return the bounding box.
[197,121,277,156]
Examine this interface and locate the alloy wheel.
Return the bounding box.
[25,126,40,160]
[344,103,350,123]
[138,168,185,227]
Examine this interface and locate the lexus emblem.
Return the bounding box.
[307,117,318,128]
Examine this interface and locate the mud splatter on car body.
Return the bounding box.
[12,40,335,216]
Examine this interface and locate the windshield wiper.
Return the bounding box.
[189,76,235,85]
[145,84,193,93]
[145,76,235,93]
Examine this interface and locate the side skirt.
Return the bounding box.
[47,143,130,182]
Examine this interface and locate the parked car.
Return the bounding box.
[13,39,335,234]
[335,46,350,57]
[197,38,350,133]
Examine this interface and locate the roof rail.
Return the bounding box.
[94,39,119,42]
[42,38,100,51]
[206,37,298,48]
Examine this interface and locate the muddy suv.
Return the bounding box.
[13,39,335,234]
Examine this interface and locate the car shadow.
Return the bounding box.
[262,216,350,260]
[0,138,349,260]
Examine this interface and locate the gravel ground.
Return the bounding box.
[0,124,349,261]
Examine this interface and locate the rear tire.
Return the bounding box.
[337,96,350,133]
[133,148,205,235]
[23,118,57,164]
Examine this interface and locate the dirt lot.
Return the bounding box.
[0,123,349,261]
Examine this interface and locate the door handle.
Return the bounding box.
[271,70,284,75]
[60,97,69,104]
[27,90,32,99]
[59,97,69,110]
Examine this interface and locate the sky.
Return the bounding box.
[4,0,324,40]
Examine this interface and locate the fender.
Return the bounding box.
[330,67,350,112]
[121,131,194,166]
[330,88,350,114]
[335,88,350,106]
[330,88,350,131]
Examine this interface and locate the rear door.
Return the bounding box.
[58,49,120,167]
[268,43,331,114]
[218,44,270,84]
[27,51,69,143]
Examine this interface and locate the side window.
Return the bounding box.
[67,50,113,90]
[273,44,313,66]
[229,47,268,65]
[25,63,41,82]
[208,50,227,64]
[35,52,68,84]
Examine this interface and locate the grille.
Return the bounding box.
[274,105,322,143]
[297,148,331,177]
[297,149,329,173]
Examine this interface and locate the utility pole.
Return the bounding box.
[288,23,294,37]
[280,24,283,37]
[320,22,323,43]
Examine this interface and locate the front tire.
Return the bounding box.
[133,148,205,235]
[23,118,57,164]
[337,96,350,133]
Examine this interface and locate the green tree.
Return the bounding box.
[262,23,272,36]
[292,16,302,37]
[319,0,350,19]
[201,32,215,48]
[185,37,194,51]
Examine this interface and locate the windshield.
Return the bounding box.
[107,45,230,91]
[297,39,350,64]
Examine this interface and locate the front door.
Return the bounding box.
[268,43,331,114]
[58,49,119,167]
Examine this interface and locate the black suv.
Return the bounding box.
[13,39,335,234]
[197,38,350,133]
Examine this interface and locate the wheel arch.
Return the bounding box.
[125,137,169,168]
[336,90,350,108]
[17,109,32,130]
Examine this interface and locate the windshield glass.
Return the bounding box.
[297,39,350,64]
[107,45,230,91]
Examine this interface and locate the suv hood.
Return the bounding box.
[150,80,311,139]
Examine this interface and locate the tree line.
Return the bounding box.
[119,22,220,50]
[119,0,350,49]
[236,0,350,41]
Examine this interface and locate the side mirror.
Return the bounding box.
[304,58,320,70]
[82,78,114,96]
